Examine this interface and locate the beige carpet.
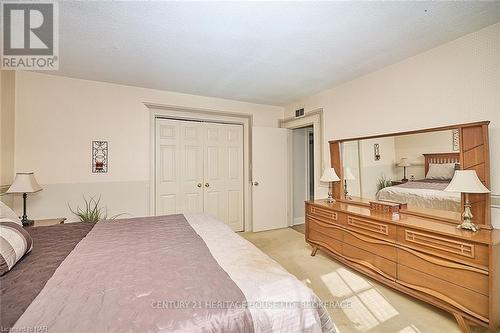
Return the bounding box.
[241,227,485,333]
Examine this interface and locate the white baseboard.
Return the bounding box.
[293,216,305,225]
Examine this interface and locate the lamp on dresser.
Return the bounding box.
[343,167,356,199]
[397,158,411,182]
[320,168,340,203]
[444,170,490,232]
[6,172,43,226]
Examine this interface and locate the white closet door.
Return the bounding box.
[204,123,244,231]
[156,119,204,215]
[155,119,244,231]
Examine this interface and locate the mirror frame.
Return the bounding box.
[329,121,492,229]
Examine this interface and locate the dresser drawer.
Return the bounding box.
[343,229,396,262]
[396,248,489,296]
[307,217,343,242]
[398,228,489,268]
[308,229,342,254]
[309,205,337,221]
[308,205,347,225]
[345,215,396,241]
[397,265,489,321]
[342,242,396,280]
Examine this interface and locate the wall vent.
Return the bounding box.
[295,108,305,118]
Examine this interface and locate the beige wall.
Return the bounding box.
[285,22,500,228]
[14,72,283,221]
[0,71,16,207]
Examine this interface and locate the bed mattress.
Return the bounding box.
[5,214,335,333]
[377,179,460,211]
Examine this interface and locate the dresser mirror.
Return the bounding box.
[329,121,491,229]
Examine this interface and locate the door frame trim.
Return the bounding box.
[280,108,324,226]
[146,103,253,232]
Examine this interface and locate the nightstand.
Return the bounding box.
[391,180,407,186]
[32,217,66,227]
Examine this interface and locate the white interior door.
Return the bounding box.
[204,123,244,231]
[155,119,244,231]
[252,127,288,232]
[156,119,204,215]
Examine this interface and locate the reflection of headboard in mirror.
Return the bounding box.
[423,152,460,175]
[329,121,491,228]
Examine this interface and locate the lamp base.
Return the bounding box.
[325,183,336,203]
[457,202,479,232]
[21,217,34,227]
[457,220,479,232]
[325,192,336,204]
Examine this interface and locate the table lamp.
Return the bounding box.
[398,158,411,182]
[444,170,490,232]
[343,167,356,199]
[320,168,340,203]
[6,172,42,226]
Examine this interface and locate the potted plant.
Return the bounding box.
[376,175,392,193]
[69,196,124,223]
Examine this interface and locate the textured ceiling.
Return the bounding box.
[53,1,500,106]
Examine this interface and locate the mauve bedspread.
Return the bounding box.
[0,223,95,330]
[11,214,335,333]
[13,215,254,333]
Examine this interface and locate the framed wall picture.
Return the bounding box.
[374,143,380,161]
[452,129,460,151]
[92,140,108,173]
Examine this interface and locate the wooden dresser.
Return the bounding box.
[305,200,500,332]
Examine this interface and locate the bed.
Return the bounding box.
[376,153,461,212]
[1,214,335,333]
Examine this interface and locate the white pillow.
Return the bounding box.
[0,201,22,225]
[426,163,456,180]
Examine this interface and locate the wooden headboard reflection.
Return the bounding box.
[422,153,460,175]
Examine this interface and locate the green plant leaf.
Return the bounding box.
[68,195,124,223]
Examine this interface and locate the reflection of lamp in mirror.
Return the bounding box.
[444,170,490,232]
[343,167,356,199]
[397,158,411,182]
[320,168,340,203]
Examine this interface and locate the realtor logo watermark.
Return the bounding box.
[1,1,59,70]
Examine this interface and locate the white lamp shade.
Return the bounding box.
[320,168,340,182]
[398,158,411,167]
[6,173,42,194]
[444,170,490,194]
[344,167,356,180]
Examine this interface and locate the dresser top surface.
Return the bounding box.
[307,200,500,245]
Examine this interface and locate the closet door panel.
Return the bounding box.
[156,119,204,215]
[225,127,244,231]
[204,123,244,231]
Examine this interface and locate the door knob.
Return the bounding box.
[253,181,259,186]
[197,183,202,188]
[205,183,210,187]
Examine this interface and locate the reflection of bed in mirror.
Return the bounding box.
[376,152,461,211]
